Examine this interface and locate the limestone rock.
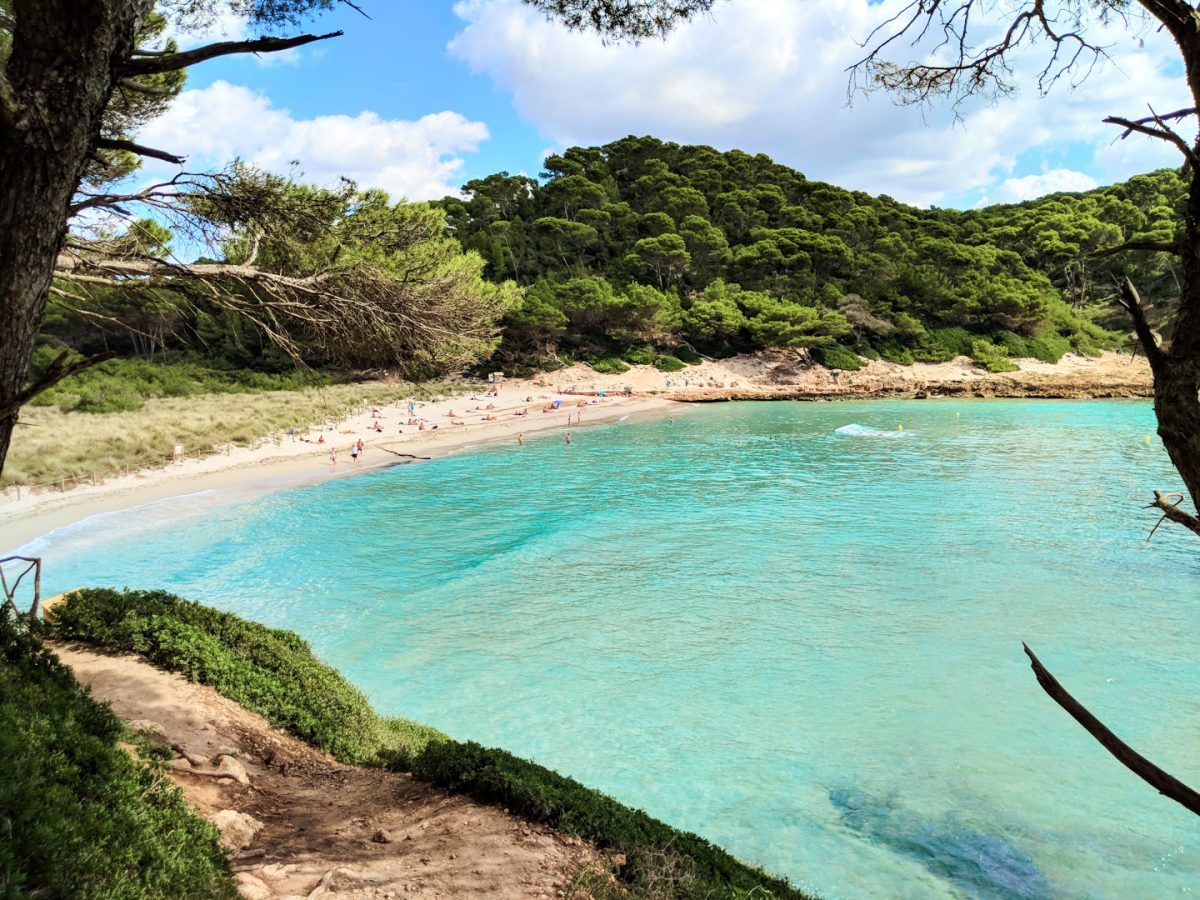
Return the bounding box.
[165,757,192,772]
[234,872,271,900]
[212,809,263,852]
[371,829,393,844]
[215,754,251,786]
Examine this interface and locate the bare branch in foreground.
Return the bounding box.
[120,32,343,77]
[1023,643,1200,817]
[1146,490,1200,538]
[94,137,185,165]
[1116,278,1163,370]
[2,351,117,419]
[1090,241,1180,261]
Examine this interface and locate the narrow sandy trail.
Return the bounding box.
[53,643,603,899]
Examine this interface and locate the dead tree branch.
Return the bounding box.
[94,137,184,165]
[2,351,117,419]
[120,32,343,77]
[1023,643,1200,817]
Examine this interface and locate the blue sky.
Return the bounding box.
[139,0,1191,209]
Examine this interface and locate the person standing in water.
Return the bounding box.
[517,433,524,445]
[565,431,572,445]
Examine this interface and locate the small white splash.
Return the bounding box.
[834,424,906,438]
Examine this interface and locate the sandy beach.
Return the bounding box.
[0,384,673,552]
[0,350,1151,551]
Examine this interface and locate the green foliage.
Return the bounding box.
[441,137,1143,371]
[811,345,863,371]
[52,589,804,899]
[675,345,703,364]
[410,741,803,899]
[50,588,441,765]
[970,339,1020,373]
[589,356,631,374]
[29,352,338,414]
[0,608,235,898]
[654,355,687,372]
[622,345,657,365]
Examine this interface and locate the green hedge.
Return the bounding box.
[589,356,631,375]
[50,588,442,764]
[622,345,657,366]
[0,608,235,898]
[51,588,806,899]
[654,355,687,372]
[810,346,862,371]
[970,339,1019,373]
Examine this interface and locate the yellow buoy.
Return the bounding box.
[1146,435,1152,444]
[955,412,961,418]
[898,424,904,431]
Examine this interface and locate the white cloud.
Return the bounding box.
[448,0,1190,206]
[136,81,490,200]
[989,169,1100,204]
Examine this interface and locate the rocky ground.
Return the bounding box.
[52,644,611,900]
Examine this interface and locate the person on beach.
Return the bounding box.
[350,444,360,464]
[517,433,524,445]
[330,448,337,465]
[318,434,325,444]
[357,438,364,453]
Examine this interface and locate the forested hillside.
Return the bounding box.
[439,136,1184,372]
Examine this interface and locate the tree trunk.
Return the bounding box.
[0,0,148,473]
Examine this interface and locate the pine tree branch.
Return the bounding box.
[94,137,184,165]
[2,351,117,419]
[1090,241,1180,260]
[119,31,343,77]
[1116,277,1163,370]
[1023,643,1200,817]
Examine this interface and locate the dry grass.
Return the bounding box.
[5,381,470,488]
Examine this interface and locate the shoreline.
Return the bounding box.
[0,391,675,553]
[0,350,1153,551]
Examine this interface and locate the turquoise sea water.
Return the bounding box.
[11,400,1200,898]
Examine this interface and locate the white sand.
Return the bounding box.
[0,381,673,551]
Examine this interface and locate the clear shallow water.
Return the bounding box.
[13,400,1200,898]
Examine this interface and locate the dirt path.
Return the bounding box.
[53,644,603,899]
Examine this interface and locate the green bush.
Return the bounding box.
[992,330,1029,358]
[589,356,631,375]
[75,381,145,413]
[29,355,338,414]
[654,355,687,372]
[674,345,703,364]
[0,608,235,898]
[877,341,916,365]
[54,589,804,899]
[621,345,656,365]
[411,741,802,899]
[50,588,440,764]
[810,345,862,371]
[970,339,1019,373]
[928,326,976,359]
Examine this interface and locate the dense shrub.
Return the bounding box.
[589,356,631,374]
[674,345,703,364]
[28,355,337,414]
[0,608,235,898]
[621,345,656,365]
[654,355,687,372]
[810,345,863,371]
[411,741,802,899]
[928,327,976,359]
[54,589,804,899]
[970,339,1020,373]
[50,588,441,764]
